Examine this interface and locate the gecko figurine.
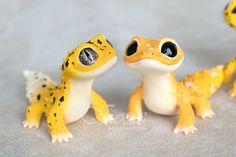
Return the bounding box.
[23,34,117,143]
[124,36,234,134]
[223,0,236,97]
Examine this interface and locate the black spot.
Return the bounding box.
[37,94,41,101]
[48,123,51,126]
[64,87,66,89]
[28,110,30,113]
[44,104,47,107]
[60,96,64,102]
[97,39,102,44]
[42,84,46,88]
[50,92,53,96]
[53,97,56,104]
[62,64,65,70]
[72,62,75,65]
[109,52,111,54]
[232,7,236,13]
[54,113,57,117]
[65,59,69,67]
[58,103,61,106]
[100,48,104,51]
[68,52,74,57]
[87,41,94,44]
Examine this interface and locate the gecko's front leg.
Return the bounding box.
[126,85,143,121]
[174,84,197,135]
[91,90,114,124]
[47,96,73,143]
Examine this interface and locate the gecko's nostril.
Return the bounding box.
[126,41,138,56]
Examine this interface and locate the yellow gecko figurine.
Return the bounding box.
[23,34,117,143]
[223,0,236,96]
[124,36,234,134]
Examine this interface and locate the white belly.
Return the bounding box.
[64,78,94,124]
[142,74,178,115]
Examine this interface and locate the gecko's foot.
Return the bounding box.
[51,132,73,143]
[101,114,114,124]
[198,109,215,120]
[174,126,197,135]
[229,89,236,97]
[126,113,142,122]
[22,120,39,128]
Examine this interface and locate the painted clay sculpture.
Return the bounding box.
[124,36,235,134]
[23,35,117,143]
[223,0,236,97]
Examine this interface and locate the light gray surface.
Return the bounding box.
[0,0,236,156]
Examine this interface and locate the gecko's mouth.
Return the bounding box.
[79,48,98,66]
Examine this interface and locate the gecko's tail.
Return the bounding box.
[223,57,236,84]
[23,70,56,103]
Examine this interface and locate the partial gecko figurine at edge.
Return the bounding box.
[23,34,117,143]
[223,0,236,96]
[124,36,235,135]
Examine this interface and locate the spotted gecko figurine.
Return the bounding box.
[223,0,236,97]
[23,35,117,143]
[124,36,234,134]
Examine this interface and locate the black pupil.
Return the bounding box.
[79,48,98,65]
[126,41,138,56]
[161,42,177,58]
[232,7,236,13]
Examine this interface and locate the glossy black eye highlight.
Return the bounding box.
[161,42,178,58]
[232,7,236,13]
[79,48,98,65]
[126,41,138,56]
[106,39,113,47]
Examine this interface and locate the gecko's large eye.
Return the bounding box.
[79,48,98,65]
[232,7,236,13]
[126,41,138,56]
[161,42,178,58]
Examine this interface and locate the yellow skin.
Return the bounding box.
[224,0,236,29]
[124,36,233,134]
[223,0,236,96]
[23,35,117,143]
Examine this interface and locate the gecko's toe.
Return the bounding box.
[174,126,197,135]
[22,120,39,129]
[102,114,114,124]
[51,132,73,144]
[200,109,215,120]
[126,114,143,122]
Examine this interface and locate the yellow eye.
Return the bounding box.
[161,42,178,58]
[126,41,138,56]
[79,48,98,65]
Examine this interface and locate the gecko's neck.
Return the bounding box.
[142,71,174,84]
[60,72,95,94]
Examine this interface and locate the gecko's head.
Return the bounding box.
[124,36,184,74]
[62,34,117,78]
[224,0,236,29]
